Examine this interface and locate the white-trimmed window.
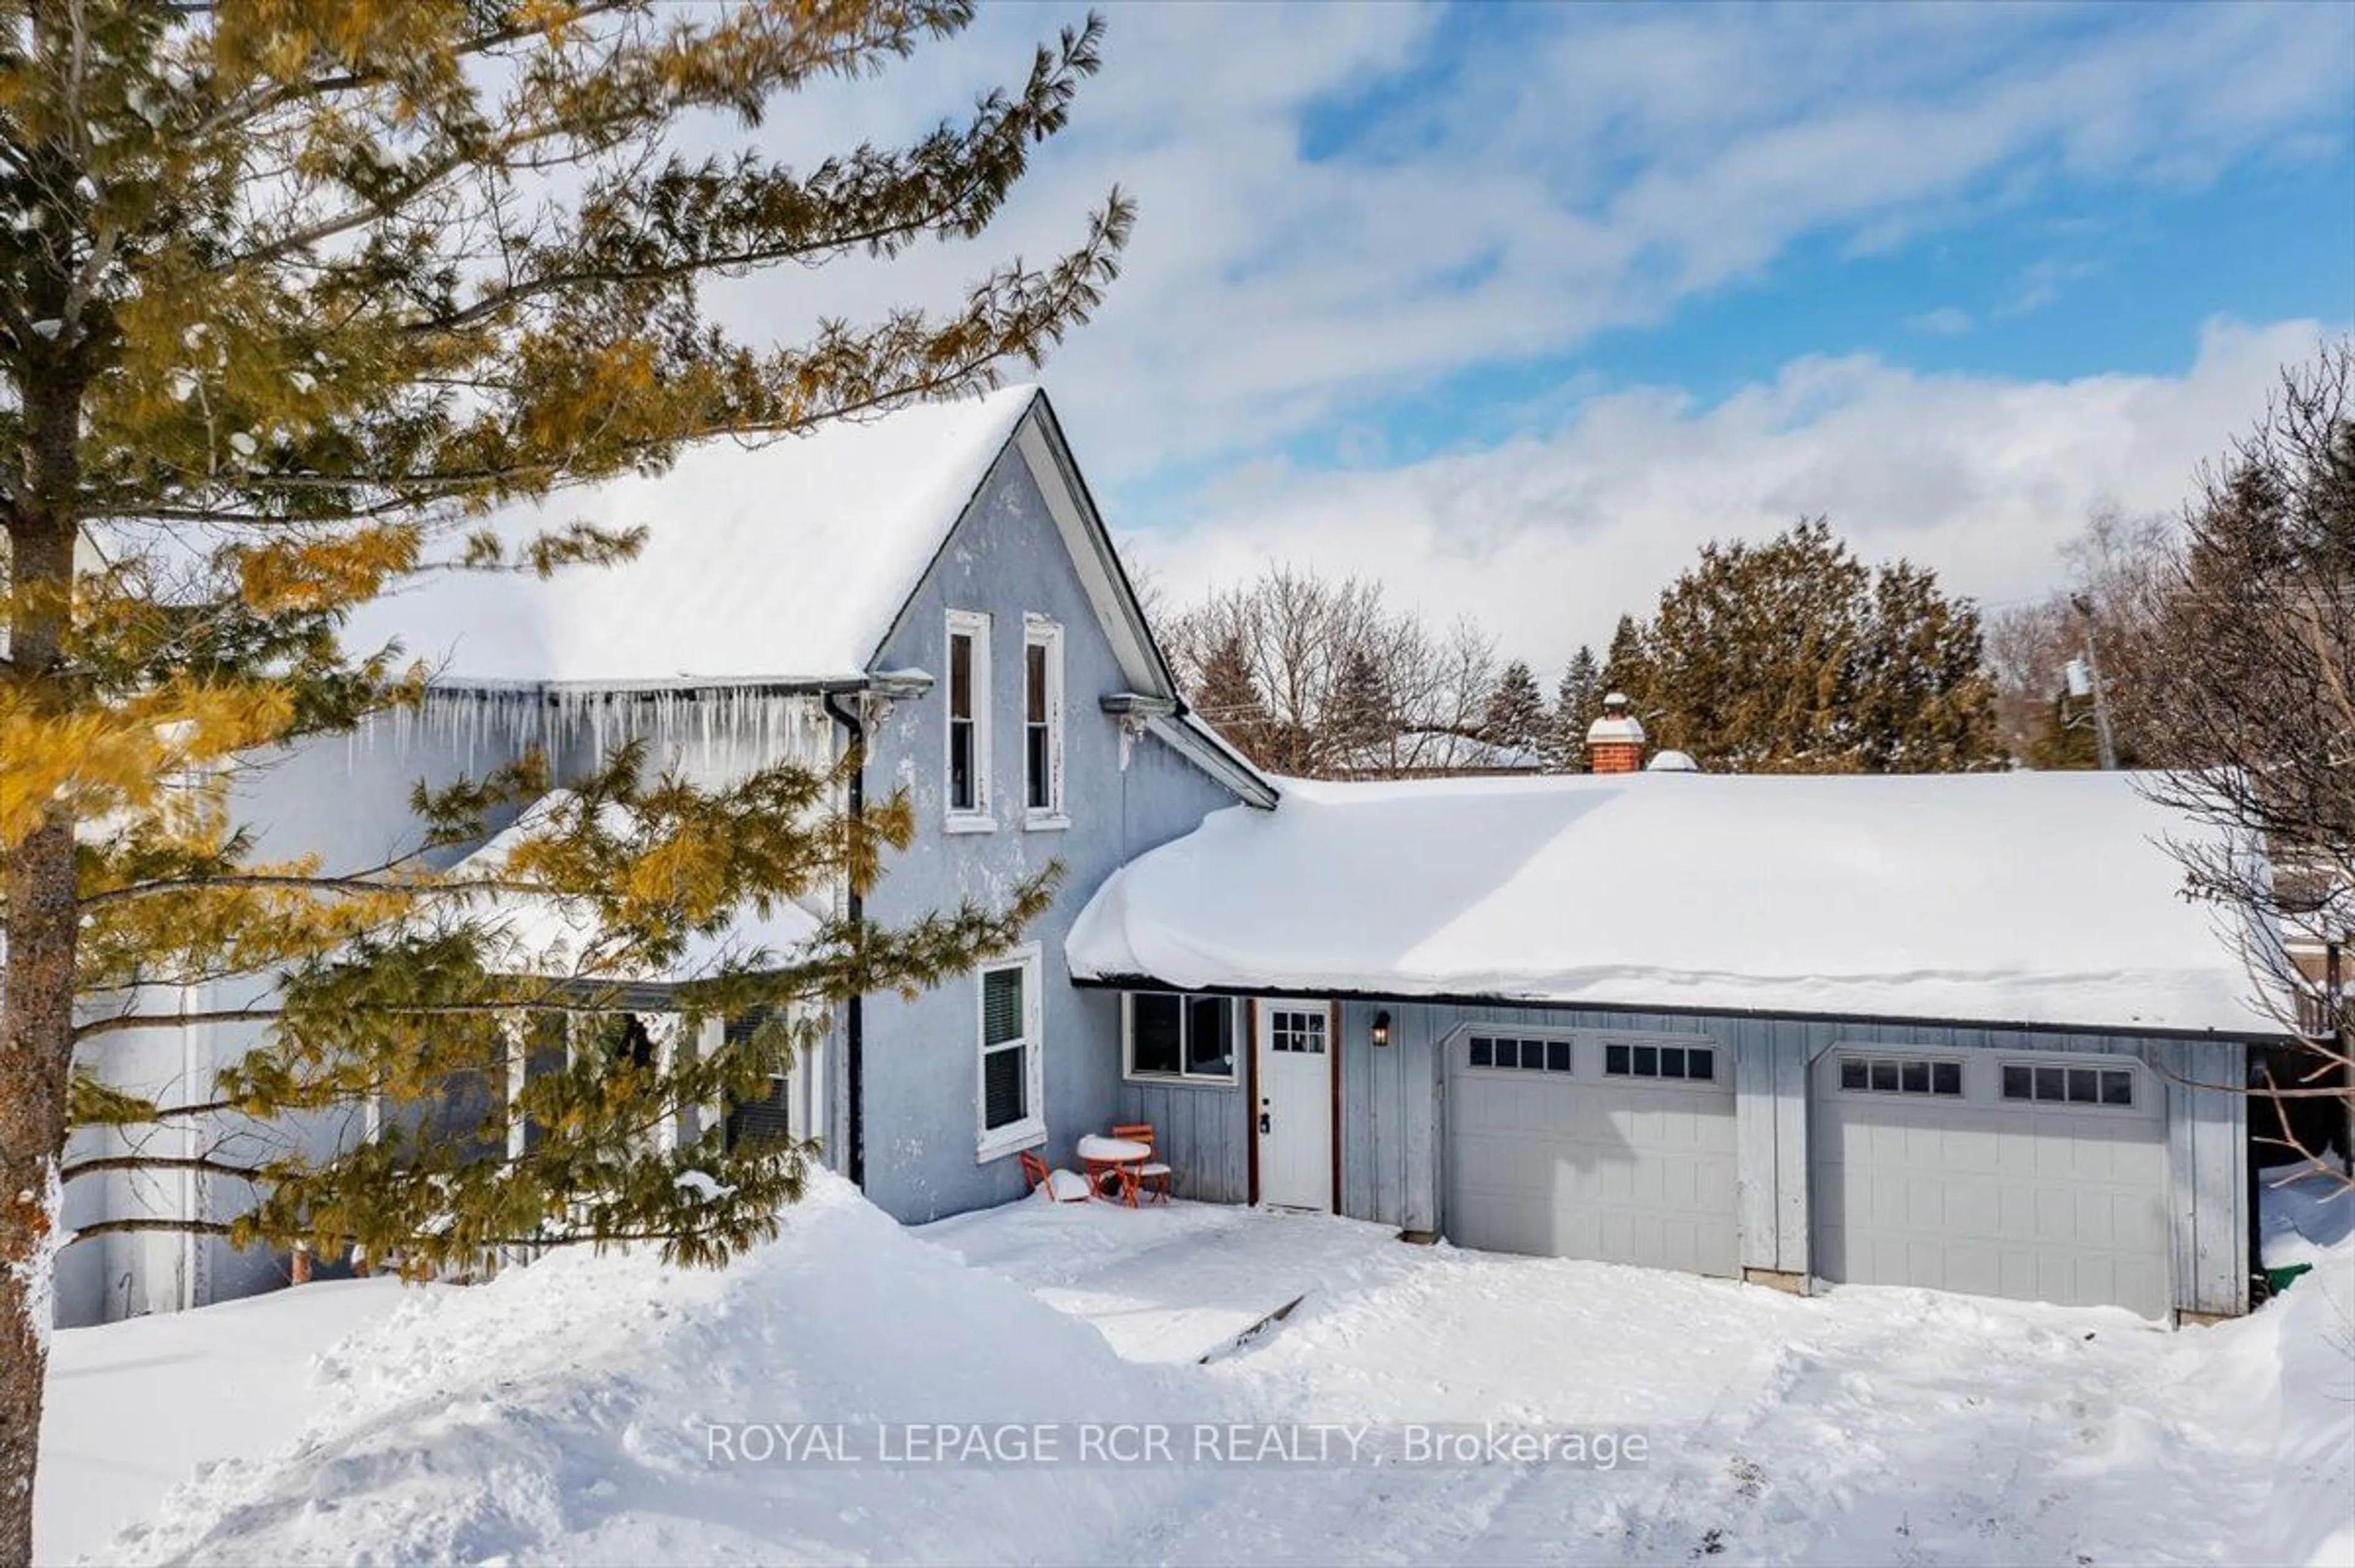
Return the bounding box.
[1467,1033,1573,1073]
[1837,1053,1963,1098]
[1124,992,1238,1085]
[2001,1061,2135,1108]
[976,945,1044,1158]
[944,609,992,828]
[1603,1040,1717,1082]
[1022,618,1066,827]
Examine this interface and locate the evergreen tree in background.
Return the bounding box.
[1598,614,1653,718]
[0,4,1126,1550]
[1855,559,2008,772]
[1547,646,1600,772]
[1328,647,1395,767]
[1192,629,1274,762]
[1482,659,1546,755]
[1630,520,2004,773]
[2027,691,2105,769]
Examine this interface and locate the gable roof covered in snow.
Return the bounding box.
[1066,770,2285,1036]
[351,388,1136,689]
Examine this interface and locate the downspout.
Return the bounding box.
[822,690,867,1189]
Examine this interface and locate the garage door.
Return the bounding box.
[1812,1048,2170,1317]
[1446,1030,1738,1275]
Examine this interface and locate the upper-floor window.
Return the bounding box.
[945,609,992,827]
[1023,618,1065,826]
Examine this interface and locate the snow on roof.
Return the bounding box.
[350,388,1040,686]
[450,792,820,984]
[1066,770,2280,1036]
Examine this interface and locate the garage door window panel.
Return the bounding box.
[1605,1041,1715,1082]
[1465,1033,1572,1074]
[2001,1060,2137,1109]
[1836,1053,1964,1098]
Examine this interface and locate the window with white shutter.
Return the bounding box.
[976,946,1044,1158]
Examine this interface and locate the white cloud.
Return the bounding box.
[680,5,2349,678]
[1907,307,1975,336]
[707,1,2351,482]
[1122,319,2334,672]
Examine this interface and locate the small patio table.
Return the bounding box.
[1075,1133,1152,1207]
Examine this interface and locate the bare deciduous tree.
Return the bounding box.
[1159,565,1498,779]
[1988,504,2175,767]
[2139,342,2355,1187]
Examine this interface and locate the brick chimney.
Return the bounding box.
[1585,692,1647,774]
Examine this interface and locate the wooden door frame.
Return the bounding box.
[1245,996,1341,1214]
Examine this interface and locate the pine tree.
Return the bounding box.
[1190,629,1275,765]
[1547,646,1600,772]
[1326,646,1395,771]
[1631,519,2004,773]
[1855,559,2004,771]
[0,5,1127,1548]
[1598,615,1653,721]
[1482,660,1545,755]
[2027,690,2104,769]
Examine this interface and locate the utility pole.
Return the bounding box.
[2070,594,2120,771]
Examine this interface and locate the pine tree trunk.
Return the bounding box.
[0,812,73,1567]
[0,342,91,1565]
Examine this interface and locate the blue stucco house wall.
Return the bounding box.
[852,433,1254,1221]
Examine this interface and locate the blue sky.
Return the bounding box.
[745,1,2355,665]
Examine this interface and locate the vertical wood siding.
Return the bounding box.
[1116,1076,1250,1204]
[1166,994,2254,1318]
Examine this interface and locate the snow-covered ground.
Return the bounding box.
[41,1171,2355,1566]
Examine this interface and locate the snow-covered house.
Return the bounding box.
[66,385,2288,1329]
[1069,763,2286,1323]
[60,386,1271,1326]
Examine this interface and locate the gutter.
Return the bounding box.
[821,689,869,1190]
[1064,972,2292,1046]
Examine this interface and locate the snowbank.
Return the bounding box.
[38,1170,2355,1567]
[346,388,1037,686]
[91,1172,1214,1566]
[2238,1168,2355,1568]
[40,1279,413,1563]
[1068,770,2273,1034]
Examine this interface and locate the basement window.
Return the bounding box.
[1466,1034,1572,1073]
[2001,1061,2135,1108]
[1603,1041,1716,1082]
[1124,992,1237,1085]
[1836,1054,1964,1098]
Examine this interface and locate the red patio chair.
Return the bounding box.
[1111,1123,1174,1204]
[1019,1150,1091,1204]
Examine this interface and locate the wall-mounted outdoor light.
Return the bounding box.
[1371,1009,1393,1049]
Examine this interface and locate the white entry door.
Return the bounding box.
[1257,1001,1333,1210]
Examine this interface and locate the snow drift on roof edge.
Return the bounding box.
[1065,770,2282,1036]
[350,387,1040,687]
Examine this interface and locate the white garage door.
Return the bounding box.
[1446,1030,1738,1276]
[1812,1048,2171,1317]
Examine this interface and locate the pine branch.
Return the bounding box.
[60,1154,264,1183]
[65,1218,237,1242]
[72,997,630,1046]
[79,871,554,911]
